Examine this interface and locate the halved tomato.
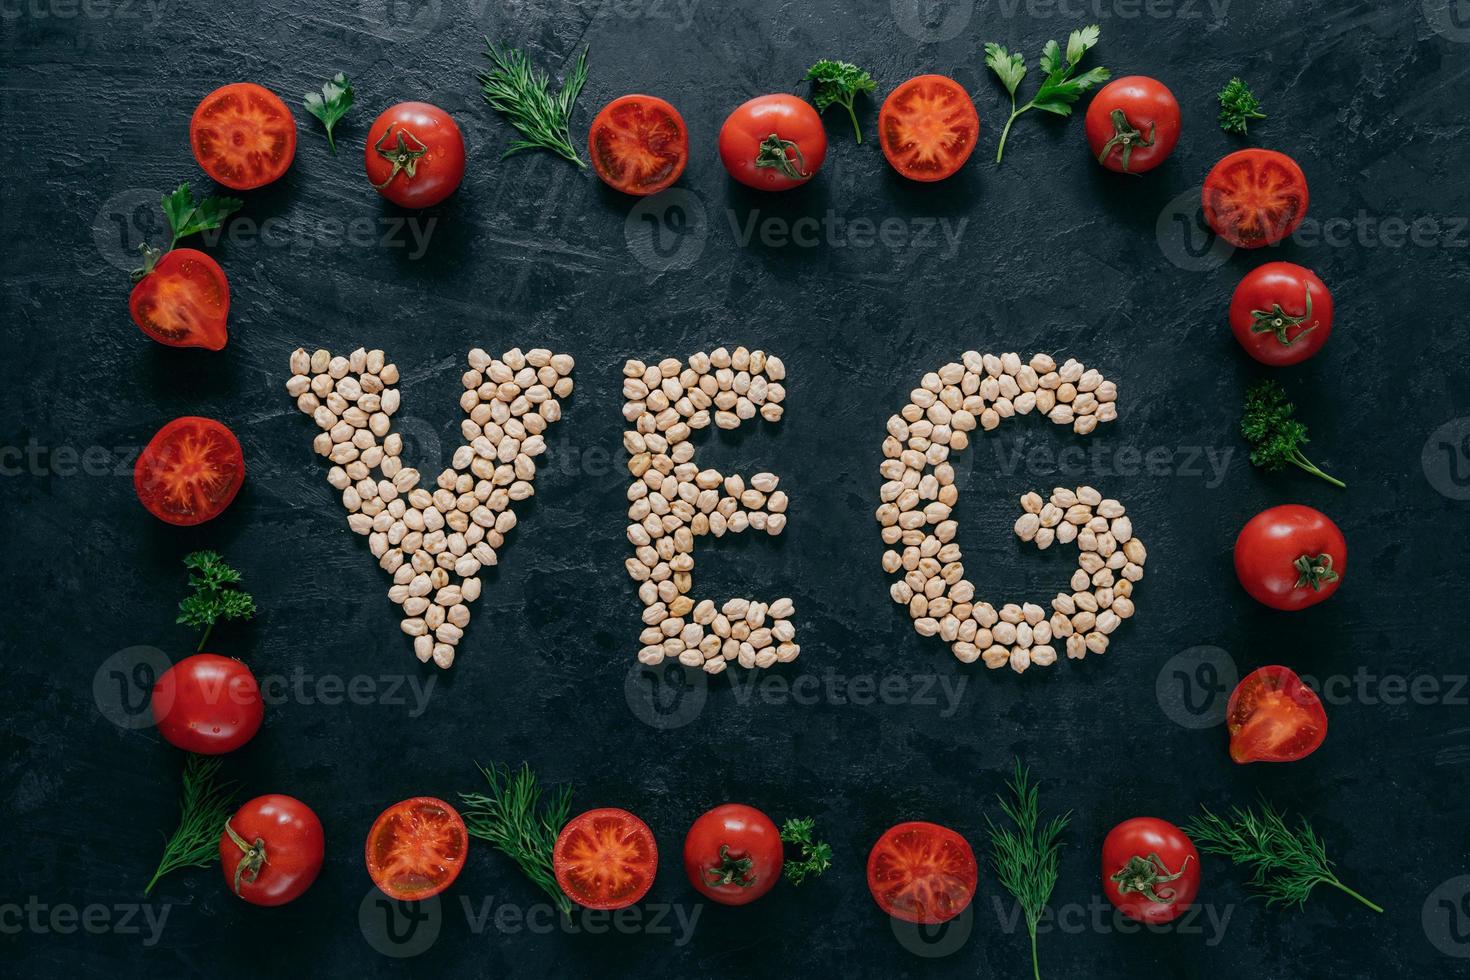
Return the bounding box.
[129,248,229,350]
[1202,149,1308,248]
[589,95,689,196]
[1226,665,1327,764]
[554,807,658,910]
[134,417,245,526]
[190,82,297,191]
[866,820,977,924]
[365,797,469,901]
[878,75,979,182]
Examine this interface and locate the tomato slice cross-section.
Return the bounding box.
[878,75,979,182]
[866,820,977,923]
[365,797,469,901]
[554,807,658,910]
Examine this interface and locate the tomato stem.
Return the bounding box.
[1095,108,1155,174]
[754,133,809,181]
[372,125,431,190]
[224,818,268,897]
[1250,285,1315,347]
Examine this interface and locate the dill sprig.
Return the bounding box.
[145,754,238,895]
[1184,801,1382,912]
[460,762,573,914]
[987,759,1071,980]
[479,42,589,168]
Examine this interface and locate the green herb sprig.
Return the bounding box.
[479,43,589,168]
[1218,77,1266,135]
[133,184,242,281]
[985,26,1110,164]
[780,817,833,884]
[988,759,1070,980]
[176,551,257,651]
[1241,379,1344,488]
[304,72,355,153]
[460,762,573,914]
[806,60,877,143]
[1184,801,1381,912]
[145,754,238,895]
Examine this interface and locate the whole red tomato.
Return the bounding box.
[683,804,784,906]
[1101,817,1200,924]
[129,248,229,350]
[134,417,245,526]
[718,95,826,191]
[221,795,325,906]
[365,102,465,208]
[151,653,263,754]
[1227,665,1328,763]
[1202,148,1308,248]
[1230,262,1333,366]
[1084,76,1180,174]
[1234,504,1346,610]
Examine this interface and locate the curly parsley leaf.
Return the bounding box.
[304,72,355,154]
[1240,380,1344,488]
[986,25,1110,163]
[806,59,877,143]
[780,817,832,885]
[1219,77,1266,135]
[176,551,257,651]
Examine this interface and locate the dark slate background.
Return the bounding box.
[5,0,1470,976]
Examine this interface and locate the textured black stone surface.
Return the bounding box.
[5,0,1470,976]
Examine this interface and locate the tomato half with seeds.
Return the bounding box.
[1101,817,1200,924]
[1230,262,1333,366]
[129,248,229,350]
[1202,148,1308,248]
[866,821,976,924]
[878,75,979,182]
[718,94,826,191]
[1226,665,1328,763]
[1234,504,1346,611]
[1084,76,1180,175]
[222,795,325,906]
[365,102,466,209]
[134,417,245,526]
[589,95,688,196]
[554,807,658,910]
[151,653,263,755]
[365,797,469,901]
[190,82,297,191]
[683,803,784,906]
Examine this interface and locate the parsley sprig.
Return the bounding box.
[806,60,877,143]
[304,72,355,154]
[780,817,833,884]
[176,551,257,651]
[144,754,238,895]
[1184,801,1381,912]
[988,759,1070,980]
[479,43,589,168]
[1241,379,1344,488]
[460,762,573,914]
[1218,77,1266,135]
[985,25,1110,164]
[132,184,242,281]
